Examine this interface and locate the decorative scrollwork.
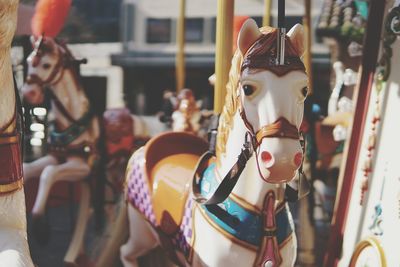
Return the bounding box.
[376,5,400,87]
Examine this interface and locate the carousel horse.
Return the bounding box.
[99,19,309,267]
[21,36,100,263]
[325,61,355,142]
[0,0,34,266]
[171,88,213,139]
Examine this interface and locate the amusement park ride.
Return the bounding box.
[1,0,400,266]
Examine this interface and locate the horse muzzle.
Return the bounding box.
[21,81,44,105]
[254,117,302,183]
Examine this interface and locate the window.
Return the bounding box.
[146,18,171,43]
[185,18,204,43]
[211,18,216,43]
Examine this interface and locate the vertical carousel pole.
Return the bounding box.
[303,0,313,94]
[214,0,234,113]
[175,0,186,92]
[276,0,286,65]
[263,0,272,27]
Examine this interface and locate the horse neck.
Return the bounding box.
[51,69,89,128]
[216,111,284,210]
[0,50,15,128]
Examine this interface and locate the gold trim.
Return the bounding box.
[349,236,387,267]
[214,168,287,214]
[0,179,24,194]
[279,233,293,249]
[196,204,259,251]
[0,110,16,133]
[214,168,262,213]
[187,201,197,263]
[0,135,18,145]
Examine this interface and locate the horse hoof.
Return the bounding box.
[31,214,50,245]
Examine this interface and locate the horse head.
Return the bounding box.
[21,36,81,105]
[220,19,308,183]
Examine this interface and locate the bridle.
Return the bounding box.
[26,37,66,88]
[238,91,302,182]
[192,33,307,205]
[193,93,305,205]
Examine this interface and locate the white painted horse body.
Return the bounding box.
[0,0,34,266]
[100,20,308,267]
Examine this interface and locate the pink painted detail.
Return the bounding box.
[293,152,303,167]
[126,149,156,225]
[171,196,194,260]
[265,192,275,228]
[255,191,282,267]
[261,151,274,168]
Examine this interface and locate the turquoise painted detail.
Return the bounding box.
[355,1,369,20]
[200,164,293,247]
[49,109,93,146]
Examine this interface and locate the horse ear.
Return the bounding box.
[238,19,262,56]
[287,24,305,57]
[42,37,57,52]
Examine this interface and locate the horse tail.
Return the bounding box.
[96,196,129,267]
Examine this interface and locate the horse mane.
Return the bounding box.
[216,49,242,159]
[0,2,17,50]
[216,26,303,159]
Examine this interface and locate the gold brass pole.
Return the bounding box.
[214,0,234,113]
[263,0,272,27]
[175,0,186,92]
[303,0,313,94]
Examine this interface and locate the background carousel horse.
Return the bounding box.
[21,35,101,263]
[98,19,309,267]
[171,88,213,139]
[0,0,34,266]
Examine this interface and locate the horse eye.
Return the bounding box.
[42,63,51,70]
[242,85,255,96]
[301,87,308,97]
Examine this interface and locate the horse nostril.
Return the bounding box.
[294,152,303,167]
[261,151,274,167]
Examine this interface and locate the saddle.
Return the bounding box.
[144,132,208,234]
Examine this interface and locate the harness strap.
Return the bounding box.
[47,89,79,124]
[0,77,24,194]
[192,139,253,205]
[255,117,299,144]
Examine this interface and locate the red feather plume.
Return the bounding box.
[233,16,250,52]
[31,0,72,37]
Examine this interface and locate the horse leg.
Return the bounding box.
[23,155,58,183]
[64,181,91,265]
[31,157,90,245]
[120,205,159,267]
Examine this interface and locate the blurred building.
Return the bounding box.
[113,0,330,114]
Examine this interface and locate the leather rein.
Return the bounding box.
[192,97,305,205]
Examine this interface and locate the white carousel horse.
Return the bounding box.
[99,19,309,267]
[325,61,356,142]
[0,0,34,266]
[21,36,100,263]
